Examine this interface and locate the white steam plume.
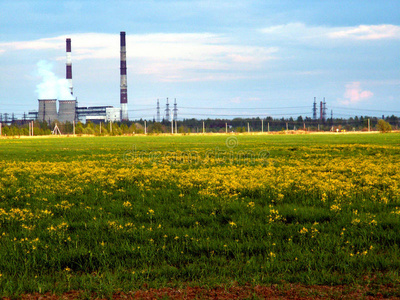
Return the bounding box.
[35,60,74,100]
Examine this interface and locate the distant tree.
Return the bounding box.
[120,123,130,134]
[377,119,392,133]
[75,122,84,134]
[129,123,137,134]
[135,123,144,134]
[150,122,164,133]
[83,127,94,135]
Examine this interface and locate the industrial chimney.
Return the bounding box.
[66,38,73,95]
[120,31,128,121]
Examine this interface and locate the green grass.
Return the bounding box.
[0,133,399,297]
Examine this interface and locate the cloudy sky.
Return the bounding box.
[1,0,399,120]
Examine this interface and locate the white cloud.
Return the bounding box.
[260,23,400,42]
[0,32,278,82]
[1,38,62,51]
[328,25,400,40]
[247,97,261,102]
[260,23,328,40]
[230,97,241,104]
[339,82,373,105]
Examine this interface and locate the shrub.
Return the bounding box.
[377,119,392,133]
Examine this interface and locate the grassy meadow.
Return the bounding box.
[0,133,400,297]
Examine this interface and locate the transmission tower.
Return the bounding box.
[312,97,317,120]
[156,99,160,123]
[165,98,170,122]
[322,97,327,122]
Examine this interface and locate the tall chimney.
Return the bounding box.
[66,38,73,95]
[120,31,128,121]
[320,101,323,122]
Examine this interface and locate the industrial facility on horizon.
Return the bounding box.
[36,32,129,124]
[0,30,335,126]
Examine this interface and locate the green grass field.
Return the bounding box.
[0,133,399,297]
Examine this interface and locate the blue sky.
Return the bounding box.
[1,0,399,120]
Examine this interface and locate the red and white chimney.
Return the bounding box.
[120,32,128,121]
[66,38,73,95]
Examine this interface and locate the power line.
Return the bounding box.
[179,112,311,117]
[179,106,310,110]
[331,106,400,113]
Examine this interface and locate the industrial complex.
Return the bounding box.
[36,32,129,124]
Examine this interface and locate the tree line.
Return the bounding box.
[0,115,398,136]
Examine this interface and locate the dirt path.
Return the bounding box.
[5,284,400,299]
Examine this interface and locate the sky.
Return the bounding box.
[0,0,399,120]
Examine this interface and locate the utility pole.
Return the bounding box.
[0,122,2,136]
[368,118,370,132]
[144,121,147,134]
[203,121,205,134]
[261,119,264,133]
[226,123,228,133]
[268,122,270,132]
[286,122,288,131]
[100,122,102,135]
[171,113,174,134]
[247,122,250,133]
[173,98,178,121]
[73,120,75,135]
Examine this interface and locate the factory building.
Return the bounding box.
[37,99,76,124]
[107,107,122,122]
[35,34,127,124]
[58,100,77,123]
[38,99,58,123]
[76,106,121,123]
[37,100,121,124]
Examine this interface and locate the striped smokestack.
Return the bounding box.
[66,38,73,95]
[120,31,128,121]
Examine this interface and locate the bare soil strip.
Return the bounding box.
[5,284,400,300]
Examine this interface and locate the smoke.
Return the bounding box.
[35,60,74,100]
